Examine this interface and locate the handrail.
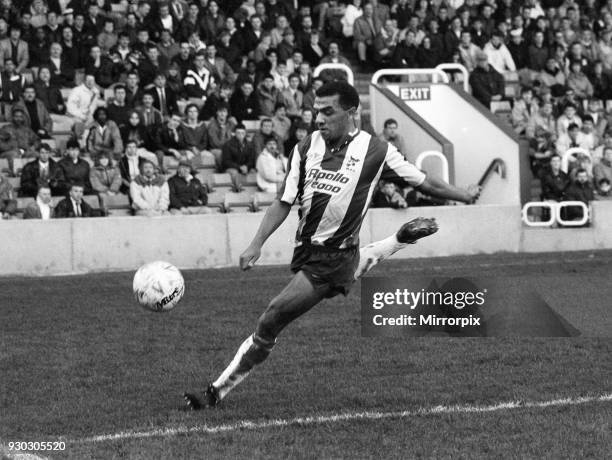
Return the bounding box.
[478,158,506,187]
[556,201,590,226]
[313,63,354,85]
[521,202,556,227]
[415,150,449,183]
[435,63,470,93]
[561,147,591,173]
[371,68,449,85]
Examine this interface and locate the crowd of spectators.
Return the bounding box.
[2,1,612,219]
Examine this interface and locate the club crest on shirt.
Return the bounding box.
[345,155,360,172]
[307,168,350,195]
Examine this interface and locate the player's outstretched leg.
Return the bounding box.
[354,217,438,279]
[184,271,328,410]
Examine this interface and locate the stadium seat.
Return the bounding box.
[163,157,180,170]
[82,195,101,210]
[242,120,260,131]
[12,157,26,176]
[212,173,233,188]
[224,191,255,212]
[206,191,226,212]
[245,173,257,185]
[197,155,216,169]
[60,88,71,101]
[16,197,34,212]
[103,193,131,209]
[253,192,276,212]
[240,185,259,194]
[0,158,8,173]
[7,176,20,191]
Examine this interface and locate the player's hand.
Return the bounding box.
[240,245,261,270]
[466,184,482,204]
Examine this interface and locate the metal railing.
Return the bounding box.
[521,201,590,227]
[561,147,591,173]
[370,68,449,85]
[435,63,470,93]
[415,150,450,183]
[478,158,507,188]
[313,63,354,85]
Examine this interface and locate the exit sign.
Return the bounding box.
[399,86,431,101]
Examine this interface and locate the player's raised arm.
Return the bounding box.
[381,142,480,204]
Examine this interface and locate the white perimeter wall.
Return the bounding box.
[2,202,612,277]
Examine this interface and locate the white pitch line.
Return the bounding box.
[72,393,612,444]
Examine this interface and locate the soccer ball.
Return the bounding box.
[133,261,185,312]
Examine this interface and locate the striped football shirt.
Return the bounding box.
[278,129,426,249]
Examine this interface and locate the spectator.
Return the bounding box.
[557,104,582,138]
[371,180,407,208]
[183,51,214,100]
[527,30,549,72]
[158,29,180,64]
[556,122,591,156]
[0,107,39,173]
[458,30,481,72]
[0,170,16,218]
[591,61,611,101]
[150,73,178,118]
[319,41,351,80]
[596,177,612,199]
[106,85,131,130]
[528,100,556,141]
[584,99,607,139]
[0,58,26,110]
[137,92,164,131]
[206,103,235,167]
[271,59,289,90]
[125,71,145,109]
[19,143,64,197]
[272,102,291,144]
[511,87,538,135]
[221,123,256,191]
[469,50,505,109]
[541,154,570,201]
[23,184,54,219]
[90,151,122,212]
[0,25,29,73]
[567,61,594,101]
[252,118,283,157]
[66,74,103,131]
[168,160,210,214]
[58,139,92,194]
[121,110,161,166]
[55,182,97,218]
[593,130,612,165]
[303,77,323,112]
[182,103,213,164]
[353,3,382,68]
[130,159,170,217]
[564,168,594,220]
[257,73,281,118]
[139,44,169,88]
[302,31,325,67]
[12,84,52,139]
[118,140,145,194]
[378,118,408,159]
[536,58,566,96]
[97,18,117,54]
[158,114,192,163]
[217,29,242,73]
[203,42,236,85]
[230,80,260,122]
[256,136,286,193]
[483,31,516,74]
[280,73,303,120]
[84,45,114,88]
[594,147,612,192]
[392,30,418,68]
[45,42,75,88]
[33,66,65,115]
[341,0,363,38]
[86,107,124,161]
[277,29,296,64]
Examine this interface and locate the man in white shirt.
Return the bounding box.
[483,32,516,74]
[256,137,287,193]
[23,185,54,219]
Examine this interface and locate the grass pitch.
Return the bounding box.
[1,250,611,459]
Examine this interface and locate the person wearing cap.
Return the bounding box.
[256,136,286,194]
[58,139,93,194]
[0,107,40,174]
[167,160,210,214]
[468,49,505,109]
[507,28,528,71]
[483,31,516,74]
[20,143,65,197]
[130,159,171,217]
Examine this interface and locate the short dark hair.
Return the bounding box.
[315,81,360,111]
[235,123,246,131]
[260,118,273,126]
[384,118,398,128]
[70,181,85,190]
[23,84,36,92]
[568,122,580,131]
[114,84,126,92]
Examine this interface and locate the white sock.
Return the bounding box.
[355,234,407,279]
[212,333,275,400]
